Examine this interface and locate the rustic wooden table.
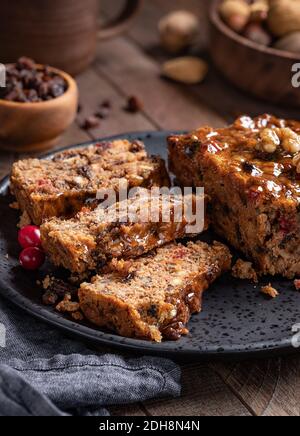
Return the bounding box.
[1,0,300,417]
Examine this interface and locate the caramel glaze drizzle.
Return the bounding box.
[191,114,300,201]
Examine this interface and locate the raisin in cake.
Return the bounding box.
[11,140,170,225]
[41,191,208,274]
[79,241,232,342]
[168,114,300,278]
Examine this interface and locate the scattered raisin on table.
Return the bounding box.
[124,96,143,113]
[100,99,112,109]
[81,116,100,130]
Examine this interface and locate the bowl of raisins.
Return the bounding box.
[0,57,78,152]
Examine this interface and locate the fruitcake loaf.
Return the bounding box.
[168,114,300,278]
[79,241,232,342]
[41,191,208,274]
[10,140,170,225]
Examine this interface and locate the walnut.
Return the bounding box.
[280,127,300,153]
[268,0,300,37]
[219,0,251,33]
[292,152,300,173]
[257,128,280,153]
[159,11,199,54]
[257,127,300,154]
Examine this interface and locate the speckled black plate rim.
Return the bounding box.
[0,131,297,360]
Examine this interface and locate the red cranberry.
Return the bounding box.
[247,188,261,203]
[18,226,41,248]
[19,247,45,271]
[294,279,300,291]
[173,247,187,259]
[279,216,295,234]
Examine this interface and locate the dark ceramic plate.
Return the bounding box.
[0,131,300,359]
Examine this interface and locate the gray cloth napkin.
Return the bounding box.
[0,297,181,416]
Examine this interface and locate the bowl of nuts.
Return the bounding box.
[0,57,78,152]
[210,0,300,107]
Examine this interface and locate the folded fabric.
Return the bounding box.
[0,297,181,416]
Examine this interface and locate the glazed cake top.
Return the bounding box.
[172,114,300,203]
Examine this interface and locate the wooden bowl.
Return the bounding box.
[210,0,300,108]
[0,66,78,152]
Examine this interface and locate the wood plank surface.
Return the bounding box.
[94,38,224,129]
[142,363,251,416]
[0,0,299,417]
[212,356,300,416]
[76,68,154,137]
[0,151,14,179]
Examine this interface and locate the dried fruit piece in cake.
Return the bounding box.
[168,114,300,278]
[41,191,208,274]
[10,140,170,225]
[79,241,232,342]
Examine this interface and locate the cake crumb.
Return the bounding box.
[9,202,20,210]
[108,258,135,278]
[17,210,31,229]
[71,311,84,321]
[69,272,90,284]
[56,295,80,313]
[42,275,53,290]
[40,277,78,308]
[294,279,300,291]
[261,284,279,299]
[42,290,58,306]
[232,259,258,283]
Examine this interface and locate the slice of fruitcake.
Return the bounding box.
[168,114,300,278]
[41,191,208,274]
[11,140,170,225]
[79,241,232,342]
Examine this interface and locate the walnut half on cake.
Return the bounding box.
[168,114,300,279]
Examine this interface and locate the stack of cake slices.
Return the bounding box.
[11,138,233,342]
